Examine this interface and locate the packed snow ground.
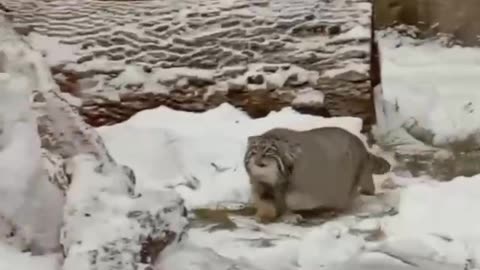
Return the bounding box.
[96,103,480,270]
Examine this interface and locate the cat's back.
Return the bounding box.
[287,127,368,210]
[260,127,302,141]
[293,127,366,157]
[302,127,363,145]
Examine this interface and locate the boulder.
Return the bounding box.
[0,16,187,269]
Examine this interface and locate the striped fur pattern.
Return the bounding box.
[244,134,299,184]
[244,133,302,222]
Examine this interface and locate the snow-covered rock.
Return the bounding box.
[0,21,64,254]
[0,15,187,269]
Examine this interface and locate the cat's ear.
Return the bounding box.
[247,136,258,144]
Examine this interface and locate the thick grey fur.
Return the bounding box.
[245,126,391,220]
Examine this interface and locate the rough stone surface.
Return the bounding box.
[0,15,187,269]
[1,0,374,131]
[374,0,480,46]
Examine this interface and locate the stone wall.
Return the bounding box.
[1,0,375,132]
[375,0,480,46]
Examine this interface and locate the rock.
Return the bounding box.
[227,80,245,91]
[220,66,248,77]
[0,22,65,255]
[185,75,215,87]
[0,17,187,267]
[305,14,315,21]
[62,156,187,269]
[336,50,368,60]
[291,88,330,117]
[220,20,240,28]
[262,65,279,73]
[3,0,375,132]
[327,25,341,35]
[175,77,189,90]
[285,73,308,87]
[374,0,480,46]
[333,70,369,82]
[265,80,279,91]
[247,74,265,85]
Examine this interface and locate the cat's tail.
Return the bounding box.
[368,153,391,174]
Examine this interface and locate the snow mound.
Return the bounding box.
[62,155,187,270]
[97,103,364,209]
[98,101,480,270]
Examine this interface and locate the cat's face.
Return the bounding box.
[244,136,284,185]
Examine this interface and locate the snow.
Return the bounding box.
[336,25,370,40]
[26,33,79,66]
[224,63,319,92]
[0,16,188,270]
[97,103,363,209]
[297,222,365,269]
[109,66,216,93]
[323,62,369,78]
[384,176,480,239]
[61,154,187,270]
[0,243,61,270]
[292,87,325,106]
[95,100,480,270]
[3,7,480,270]
[157,242,261,270]
[377,30,480,146]
[0,39,64,254]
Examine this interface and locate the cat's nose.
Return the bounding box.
[255,160,266,167]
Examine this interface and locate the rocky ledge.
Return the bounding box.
[1,0,374,131]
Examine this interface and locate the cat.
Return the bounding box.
[244,127,390,224]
